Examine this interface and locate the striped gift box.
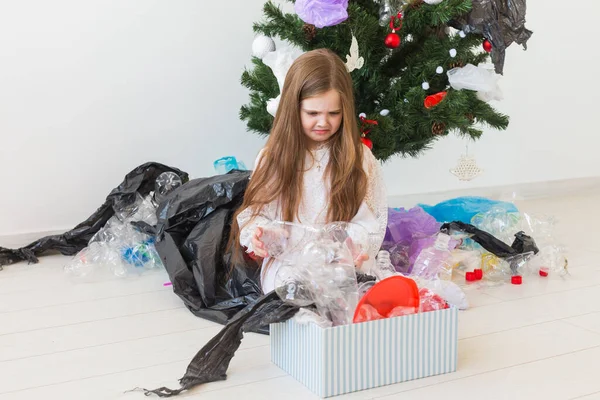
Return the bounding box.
[271,307,458,398]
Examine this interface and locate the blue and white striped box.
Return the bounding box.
[271,307,458,398]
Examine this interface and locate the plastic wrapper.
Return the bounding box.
[419,288,450,312]
[419,196,518,224]
[385,207,441,244]
[382,207,444,274]
[447,64,503,101]
[151,170,266,331]
[519,213,567,276]
[138,290,302,398]
[292,308,332,329]
[449,0,533,74]
[294,0,349,28]
[274,224,362,326]
[213,156,247,175]
[471,206,521,245]
[441,221,538,259]
[65,193,164,279]
[384,242,411,274]
[411,233,456,281]
[0,163,188,270]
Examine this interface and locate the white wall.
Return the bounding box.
[0,0,597,235]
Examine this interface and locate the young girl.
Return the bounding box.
[229,48,387,293]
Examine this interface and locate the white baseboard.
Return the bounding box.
[0,229,67,249]
[2,176,599,245]
[388,176,600,208]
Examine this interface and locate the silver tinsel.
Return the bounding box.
[377,0,408,26]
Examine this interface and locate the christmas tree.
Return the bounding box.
[240,0,531,161]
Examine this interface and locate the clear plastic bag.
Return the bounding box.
[411,233,454,281]
[65,193,163,279]
[447,63,503,101]
[471,206,521,245]
[273,222,367,326]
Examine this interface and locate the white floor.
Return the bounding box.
[1,193,600,400]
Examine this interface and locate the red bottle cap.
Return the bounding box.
[474,269,483,280]
[511,275,523,285]
[539,268,549,277]
[466,272,477,282]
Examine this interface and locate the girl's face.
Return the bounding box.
[300,89,343,148]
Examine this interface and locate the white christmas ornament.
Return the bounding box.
[251,35,276,59]
[436,66,444,74]
[380,109,390,116]
[449,48,457,58]
[458,30,466,38]
[359,112,367,119]
[345,34,365,72]
[262,45,305,116]
[424,0,444,4]
[450,154,483,181]
[422,82,430,90]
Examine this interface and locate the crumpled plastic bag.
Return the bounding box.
[471,206,521,245]
[0,162,189,270]
[150,170,265,331]
[382,207,442,274]
[447,63,503,102]
[213,156,247,175]
[385,207,441,244]
[449,0,533,74]
[419,196,519,224]
[294,0,349,28]
[137,290,302,398]
[65,193,164,279]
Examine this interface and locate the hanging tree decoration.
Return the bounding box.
[294,0,349,29]
[377,0,408,26]
[450,146,483,181]
[384,12,403,49]
[345,34,365,72]
[424,91,448,109]
[359,114,378,150]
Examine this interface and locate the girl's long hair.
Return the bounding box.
[228,48,367,264]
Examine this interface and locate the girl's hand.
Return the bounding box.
[251,227,268,259]
[354,253,369,269]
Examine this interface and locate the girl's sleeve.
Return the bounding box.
[355,146,389,259]
[237,149,278,253]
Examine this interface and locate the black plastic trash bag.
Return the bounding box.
[135,273,375,397]
[441,221,538,258]
[0,162,189,270]
[449,0,533,74]
[151,170,264,330]
[136,290,300,397]
[441,221,539,273]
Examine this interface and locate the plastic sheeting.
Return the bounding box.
[449,0,533,74]
[149,170,265,331]
[0,162,189,270]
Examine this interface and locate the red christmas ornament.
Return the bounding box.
[385,12,403,49]
[385,33,401,49]
[483,39,492,53]
[361,137,373,149]
[424,91,448,109]
[359,115,378,150]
